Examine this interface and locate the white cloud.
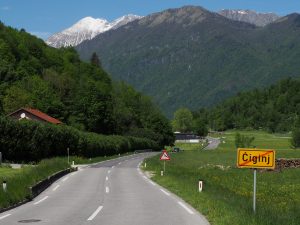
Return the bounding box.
[30,31,52,40]
[1,6,10,11]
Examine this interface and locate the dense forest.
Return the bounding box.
[0,21,174,147]
[193,78,300,132]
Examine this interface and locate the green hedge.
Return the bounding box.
[0,117,159,162]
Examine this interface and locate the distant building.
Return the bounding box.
[8,108,62,125]
[174,132,201,143]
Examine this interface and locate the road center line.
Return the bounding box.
[87,205,103,221]
[111,166,115,169]
[178,201,194,214]
[106,176,108,181]
[62,177,69,182]
[34,196,49,205]
[106,186,109,193]
[52,185,60,191]
[108,170,111,174]
[0,214,11,220]
[160,189,170,196]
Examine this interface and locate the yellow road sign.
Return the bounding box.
[237,148,276,169]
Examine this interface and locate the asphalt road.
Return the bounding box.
[204,137,221,150]
[0,153,210,225]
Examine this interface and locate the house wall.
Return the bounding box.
[9,110,47,124]
[175,139,200,143]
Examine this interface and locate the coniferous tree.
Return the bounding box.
[90,52,101,67]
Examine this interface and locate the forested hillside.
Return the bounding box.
[0,21,174,146]
[194,78,300,132]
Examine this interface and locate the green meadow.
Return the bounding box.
[143,131,300,225]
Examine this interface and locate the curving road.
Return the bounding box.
[0,153,210,225]
[204,137,221,150]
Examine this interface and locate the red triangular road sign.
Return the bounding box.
[160,150,170,161]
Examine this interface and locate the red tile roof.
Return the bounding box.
[24,108,62,124]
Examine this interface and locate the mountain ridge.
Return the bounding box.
[218,9,280,26]
[46,14,142,48]
[76,6,300,117]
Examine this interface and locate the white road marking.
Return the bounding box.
[106,186,109,193]
[33,196,49,205]
[106,176,108,181]
[52,185,60,191]
[178,201,194,214]
[108,170,111,174]
[0,214,11,220]
[149,180,156,186]
[160,189,171,196]
[62,177,69,182]
[112,166,115,169]
[118,162,122,165]
[87,205,103,221]
[70,172,76,176]
[143,176,147,179]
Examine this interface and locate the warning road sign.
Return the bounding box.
[237,148,275,169]
[160,150,170,161]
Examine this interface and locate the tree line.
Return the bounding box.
[172,78,300,147]
[0,117,158,162]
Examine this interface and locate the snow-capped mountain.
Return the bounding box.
[46,14,142,48]
[218,9,280,26]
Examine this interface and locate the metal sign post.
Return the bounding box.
[67,148,70,164]
[164,161,166,173]
[253,169,257,213]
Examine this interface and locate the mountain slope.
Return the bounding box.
[218,9,279,26]
[76,6,300,117]
[46,15,142,48]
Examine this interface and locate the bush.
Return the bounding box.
[235,132,255,148]
[291,127,300,148]
[0,117,159,162]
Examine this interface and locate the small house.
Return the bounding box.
[8,108,62,125]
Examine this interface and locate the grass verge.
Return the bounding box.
[143,131,300,225]
[0,158,69,209]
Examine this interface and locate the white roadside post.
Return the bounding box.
[67,147,70,164]
[198,180,203,192]
[2,181,7,192]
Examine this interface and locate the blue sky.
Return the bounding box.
[0,0,299,39]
